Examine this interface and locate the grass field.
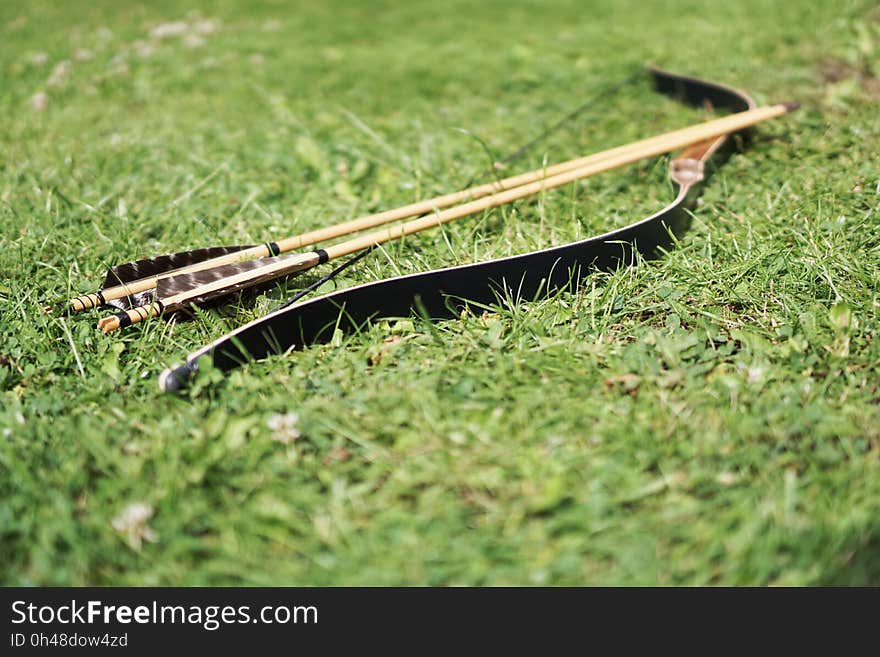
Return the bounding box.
[1,0,879,585]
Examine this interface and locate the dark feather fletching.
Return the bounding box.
[156,254,308,308]
[101,245,255,310]
[101,245,254,289]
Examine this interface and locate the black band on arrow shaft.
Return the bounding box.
[116,300,165,328]
[115,310,132,329]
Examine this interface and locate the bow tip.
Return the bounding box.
[158,362,197,393]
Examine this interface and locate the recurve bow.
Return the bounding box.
[159,65,757,392]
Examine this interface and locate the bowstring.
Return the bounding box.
[274,69,641,310]
[275,246,374,310]
[486,70,642,177]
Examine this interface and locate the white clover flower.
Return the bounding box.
[183,34,205,48]
[111,502,158,549]
[747,366,763,384]
[193,19,219,35]
[149,21,188,39]
[47,60,71,87]
[267,412,301,445]
[29,91,48,112]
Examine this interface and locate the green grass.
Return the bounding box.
[1,0,879,585]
